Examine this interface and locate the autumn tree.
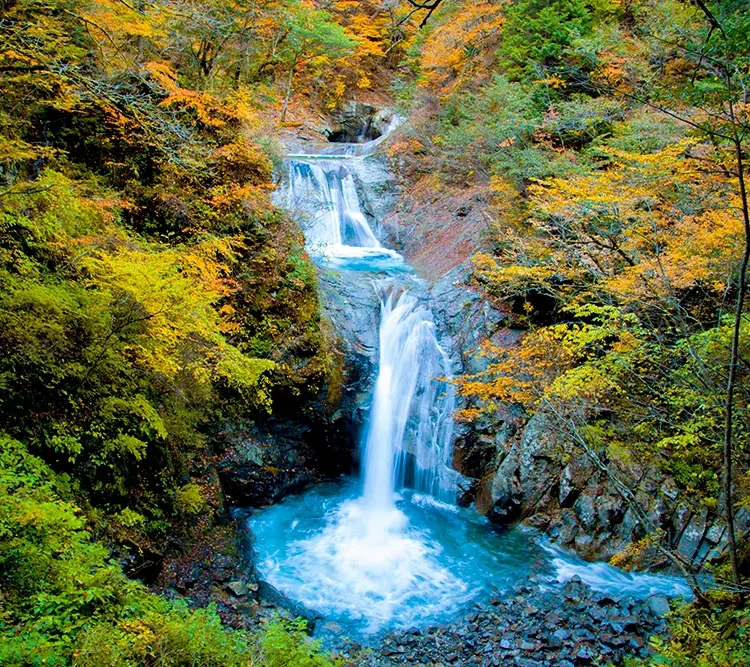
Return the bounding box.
[274,1,357,121]
[447,0,750,597]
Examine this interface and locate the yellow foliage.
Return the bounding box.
[81,238,274,397]
[481,140,744,306]
[146,62,226,128]
[418,2,505,95]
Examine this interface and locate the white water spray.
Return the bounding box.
[284,160,382,253]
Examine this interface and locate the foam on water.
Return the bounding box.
[267,501,466,632]
[250,482,691,637]
[542,542,693,598]
[250,482,536,634]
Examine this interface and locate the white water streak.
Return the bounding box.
[283,160,382,253]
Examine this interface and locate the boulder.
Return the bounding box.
[327,102,389,143]
[647,595,671,618]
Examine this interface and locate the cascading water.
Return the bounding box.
[276,147,457,507]
[257,141,477,633]
[363,284,457,509]
[250,127,690,638]
[284,160,382,253]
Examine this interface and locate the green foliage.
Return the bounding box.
[0,0,338,531]
[498,0,596,80]
[430,5,750,641]
[260,618,339,667]
[0,171,276,514]
[538,94,625,149]
[71,603,258,667]
[434,74,540,179]
[174,483,207,515]
[0,2,342,663]
[635,595,750,667]
[0,436,336,667]
[278,1,358,66]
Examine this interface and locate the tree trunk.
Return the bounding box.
[722,129,749,596]
[280,63,295,124]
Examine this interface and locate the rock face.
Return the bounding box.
[380,178,491,281]
[346,153,401,243]
[316,263,383,470]
[429,264,748,568]
[327,102,387,143]
[217,420,322,508]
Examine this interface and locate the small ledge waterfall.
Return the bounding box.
[286,160,382,251]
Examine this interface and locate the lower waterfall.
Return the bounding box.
[363,284,456,510]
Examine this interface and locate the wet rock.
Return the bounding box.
[648,595,671,618]
[676,512,708,562]
[327,103,390,144]
[574,495,598,532]
[575,645,594,662]
[550,628,572,645]
[218,424,321,507]
[323,621,342,633]
[225,580,255,597]
[608,615,639,633]
[257,581,322,631]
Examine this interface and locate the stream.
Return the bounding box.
[248,128,690,644]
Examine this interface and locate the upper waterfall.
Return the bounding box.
[285,159,382,252]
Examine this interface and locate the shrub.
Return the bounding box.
[0,436,336,667]
[174,483,207,515]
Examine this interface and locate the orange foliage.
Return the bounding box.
[317,1,391,106]
[418,1,505,95]
[477,140,744,308]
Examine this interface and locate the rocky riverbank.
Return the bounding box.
[154,528,680,667]
[334,576,675,667]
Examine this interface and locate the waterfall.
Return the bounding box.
[283,160,382,255]
[362,285,456,509]
[277,150,457,507]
